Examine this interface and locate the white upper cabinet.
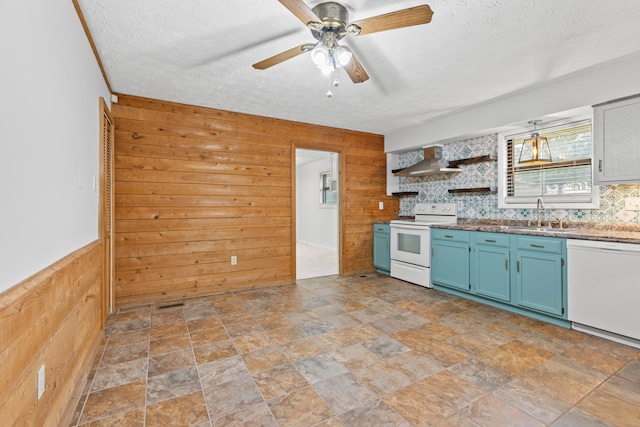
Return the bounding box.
[594,94,640,185]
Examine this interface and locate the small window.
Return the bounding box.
[498,116,598,208]
[320,171,337,205]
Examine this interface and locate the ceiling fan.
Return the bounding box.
[252,0,433,84]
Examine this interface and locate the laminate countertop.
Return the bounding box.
[430,219,640,245]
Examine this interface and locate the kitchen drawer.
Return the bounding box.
[431,228,470,243]
[374,223,390,233]
[516,236,563,254]
[474,232,510,248]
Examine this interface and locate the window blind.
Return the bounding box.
[320,172,337,204]
[505,120,592,203]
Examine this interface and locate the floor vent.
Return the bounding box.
[157,302,184,310]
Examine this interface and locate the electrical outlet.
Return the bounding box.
[379,201,384,210]
[625,197,640,211]
[37,364,45,400]
[231,256,237,265]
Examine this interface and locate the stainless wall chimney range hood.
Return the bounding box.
[393,146,462,177]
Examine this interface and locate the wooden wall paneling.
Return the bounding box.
[115,236,287,259]
[124,171,290,191]
[112,94,398,308]
[114,268,291,307]
[0,241,104,426]
[116,206,292,221]
[116,245,290,272]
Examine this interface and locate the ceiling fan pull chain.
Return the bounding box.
[326,70,335,98]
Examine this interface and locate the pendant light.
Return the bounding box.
[519,120,552,164]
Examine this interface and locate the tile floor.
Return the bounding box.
[296,242,338,280]
[71,274,640,426]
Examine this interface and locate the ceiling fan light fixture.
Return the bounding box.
[334,46,352,67]
[254,1,434,86]
[519,120,552,164]
[310,43,330,66]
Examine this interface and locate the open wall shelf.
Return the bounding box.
[391,191,419,197]
[446,154,497,167]
[448,187,496,194]
[446,154,497,194]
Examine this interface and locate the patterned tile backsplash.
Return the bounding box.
[398,134,640,224]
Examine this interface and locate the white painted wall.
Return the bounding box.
[385,52,640,153]
[0,1,110,291]
[296,157,339,250]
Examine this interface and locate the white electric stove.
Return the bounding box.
[389,203,458,287]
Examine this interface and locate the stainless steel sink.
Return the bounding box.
[507,226,577,233]
[482,225,577,233]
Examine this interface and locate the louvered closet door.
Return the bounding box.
[100,98,114,322]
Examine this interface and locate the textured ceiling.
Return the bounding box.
[78,0,640,134]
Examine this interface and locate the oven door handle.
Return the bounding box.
[390,224,428,231]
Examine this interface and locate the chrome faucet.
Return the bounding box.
[537,198,544,227]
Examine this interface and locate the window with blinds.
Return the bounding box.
[503,119,595,205]
[320,171,337,205]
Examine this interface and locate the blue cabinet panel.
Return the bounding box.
[431,228,470,243]
[431,231,470,291]
[475,232,510,248]
[373,223,390,274]
[516,236,563,254]
[475,245,511,302]
[516,250,564,316]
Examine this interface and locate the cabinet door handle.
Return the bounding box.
[599,159,603,172]
[444,235,454,238]
[530,244,544,248]
[505,259,508,271]
[485,239,496,243]
[516,260,520,272]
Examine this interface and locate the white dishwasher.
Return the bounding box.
[567,239,640,348]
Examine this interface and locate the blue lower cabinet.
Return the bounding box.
[515,236,565,316]
[373,223,390,274]
[431,229,470,291]
[431,228,568,326]
[475,245,511,302]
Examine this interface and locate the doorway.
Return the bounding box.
[295,149,339,279]
[99,98,114,322]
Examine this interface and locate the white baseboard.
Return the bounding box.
[572,323,640,350]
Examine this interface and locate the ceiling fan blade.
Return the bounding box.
[343,48,369,84]
[278,0,321,26]
[252,44,312,70]
[350,5,433,36]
